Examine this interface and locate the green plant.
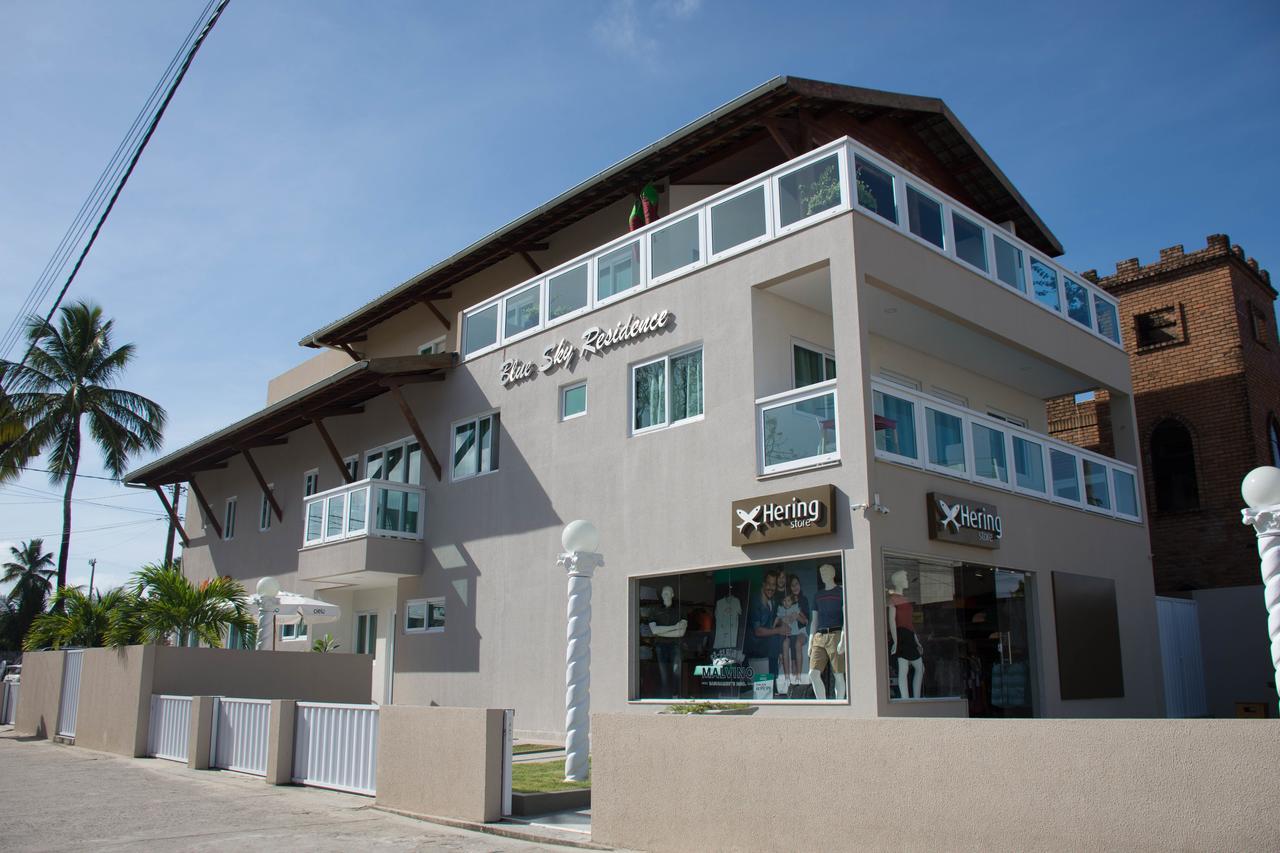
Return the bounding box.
[0,301,166,594]
[510,759,591,793]
[663,701,750,715]
[801,165,840,216]
[109,562,254,648]
[25,586,133,650]
[856,178,877,212]
[2,539,55,649]
[311,633,339,653]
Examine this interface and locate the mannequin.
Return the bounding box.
[713,582,744,656]
[887,569,924,698]
[649,585,687,698]
[807,562,846,700]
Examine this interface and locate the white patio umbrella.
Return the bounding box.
[251,577,340,650]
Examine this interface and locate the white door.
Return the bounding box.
[355,611,381,701]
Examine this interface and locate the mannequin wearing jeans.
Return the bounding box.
[649,584,687,698]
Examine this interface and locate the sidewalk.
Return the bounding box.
[0,730,554,852]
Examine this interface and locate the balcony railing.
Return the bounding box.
[871,380,1141,522]
[460,137,1123,360]
[301,478,425,548]
[757,381,840,475]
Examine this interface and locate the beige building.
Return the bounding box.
[126,77,1164,735]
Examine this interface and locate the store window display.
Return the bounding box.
[635,556,844,702]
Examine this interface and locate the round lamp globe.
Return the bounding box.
[256,575,281,599]
[561,520,599,554]
[1242,466,1280,509]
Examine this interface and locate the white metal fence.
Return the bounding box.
[211,697,271,776]
[56,649,84,738]
[292,702,378,795]
[1157,596,1208,718]
[147,695,192,762]
[1,681,19,725]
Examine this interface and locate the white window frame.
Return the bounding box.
[405,597,445,634]
[1112,468,1141,521]
[950,209,988,274]
[303,469,319,498]
[1029,256,1065,316]
[903,182,947,252]
[772,148,848,238]
[354,611,377,655]
[365,435,421,485]
[343,455,359,481]
[258,483,274,533]
[969,416,1011,488]
[223,497,237,541]
[418,336,447,355]
[1011,434,1049,498]
[280,619,308,642]
[872,386,920,467]
[791,338,837,389]
[987,408,1029,429]
[1080,458,1114,515]
[1048,447,1085,508]
[501,280,545,345]
[648,209,706,286]
[594,238,646,309]
[922,401,969,478]
[757,380,840,476]
[878,368,921,391]
[450,411,500,482]
[461,300,502,359]
[707,181,774,262]
[930,386,968,408]
[560,381,588,422]
[545,262,593,326]
[630,345,705,436]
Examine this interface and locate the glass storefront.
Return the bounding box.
[635,556,846,702]
[883,552,1035,717]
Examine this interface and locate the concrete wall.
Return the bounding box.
[74,646,155,756]
[13,650,63,739]
[375,705,505,823]
[151,646,371,703]
[1194,584,1275,717]
[592,714,1279,852]
[265,347,352,405]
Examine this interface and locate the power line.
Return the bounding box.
[8,465,124,482]
[3,0,232,377]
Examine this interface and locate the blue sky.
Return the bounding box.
[1,0,1277,591]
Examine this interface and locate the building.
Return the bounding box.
[1050,235,1278,717]
[125,77,1164,735]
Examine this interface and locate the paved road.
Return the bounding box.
[0,732,553,852]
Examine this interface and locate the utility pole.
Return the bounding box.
[88,558,96,598]
[163,483,181,566]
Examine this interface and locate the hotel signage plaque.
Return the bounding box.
[500,309,673,386]
[927,492,1002,549]
[731,484,836,546]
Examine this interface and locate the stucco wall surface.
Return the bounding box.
[74,645,154,756]
[591,714,1280,852]
[375,705,504,823]
[151,646,371,702]
[13,650,63,738]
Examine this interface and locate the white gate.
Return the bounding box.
[211,697,271,776]
[1,681,19,725]
[147,695,192,762]
[1157,596,1208,718]
[56,649,84,738]
[292,702,378,795]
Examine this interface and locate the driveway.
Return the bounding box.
[0,733,554,852]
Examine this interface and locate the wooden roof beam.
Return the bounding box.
[240,447,283,522]
[186,474,222,539]
[421,298,452,331]
[312,417,355,485]
[387,384,442,481]
[153,485,190,547]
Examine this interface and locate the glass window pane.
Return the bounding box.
[993,236,1025,292]
[1030,259,1062,312]
[793,345,825,388]
[453,422,477,478]
[670,349,704,422]
[650,215,701,279]
[348,489,366,532]
[404,491,420,534]
[824,356,837,380]
[1083,460,1112,509]
[479,414,498,472]
[874,391,917,460]
[597,242,640,301]
[854,156,897,224]
[710,186,767,255]
[952,212,987,272]
[385,446,404,483]
[1050,449,1080,501]
[406,604,426,631]
[1013,437,1046,492]
[562,383,587,418]
[633,360,666,430]
[763,392,837,468]
[327,494,345,538]
[547,264,589,320]
[366,451,383,481]
[377,487,404,531]
[305,500,323,542]
[778,154,841,227]
[926,408,966,472]
[1095,295,1121,343]
[503,283,541,337]
[972,423,1008,483]
[1064,278,1092,326]
[428,600,446,629]
[462,304,498,355]
[1114,469,1139,517]
[406,443,421,486]
[906,186,944,249]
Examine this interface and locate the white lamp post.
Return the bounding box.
[255,576,280,651]
[1240,466,1280,711]
[557,520,603,783]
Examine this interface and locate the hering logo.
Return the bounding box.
[736,497,822,536]
[936,498,1002,538]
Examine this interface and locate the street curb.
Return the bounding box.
[371,804,613,850]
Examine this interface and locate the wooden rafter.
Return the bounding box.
[153,485,190,547]
[186,474,222,539]
[387,384,442,481]
[339,343,363,362]
[422,298,451,331]
[241,447,283,522]
[519,251,543,276]
[312,417,355,484]
[762,118,796,158]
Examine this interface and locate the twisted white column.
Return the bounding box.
[1242,506,1280,711]
[557,550,601,782]
[256,596,279,651]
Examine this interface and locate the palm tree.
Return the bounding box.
[2,539,55,648]
[111,562,255,648]
[0,301,167,593]
[24,586,134,650]
[0,387,24,483]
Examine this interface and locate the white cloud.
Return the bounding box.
[659,0,703,19]
[592,0,704,62]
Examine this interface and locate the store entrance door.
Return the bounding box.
[957,567,1034,718]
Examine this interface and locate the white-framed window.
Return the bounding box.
[793,340,836,389]
[405,597,445,633]
[418,336,447,355]
[223,497,237,541]
[775,151,844,232]
[452,412,500,481]
[649,210,703,283]
[987,408,1028,429]
[561,381,587,421]
[366,437,421,486]
[878,369,921,391]
[930,386,968,408]
[355,612,378,655]
[631,346,704,434]
[344,455,359,481]
[709,183,771,259]
[905,184,945,250]
[596,240,642,303]
[258,484,274,532]
[281,619,308,641]
[303,469,319,497]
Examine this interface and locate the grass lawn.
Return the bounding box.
[512,743,560,755]
[510,759,591,793]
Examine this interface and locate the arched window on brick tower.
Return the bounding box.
[1150,419,1200,512]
